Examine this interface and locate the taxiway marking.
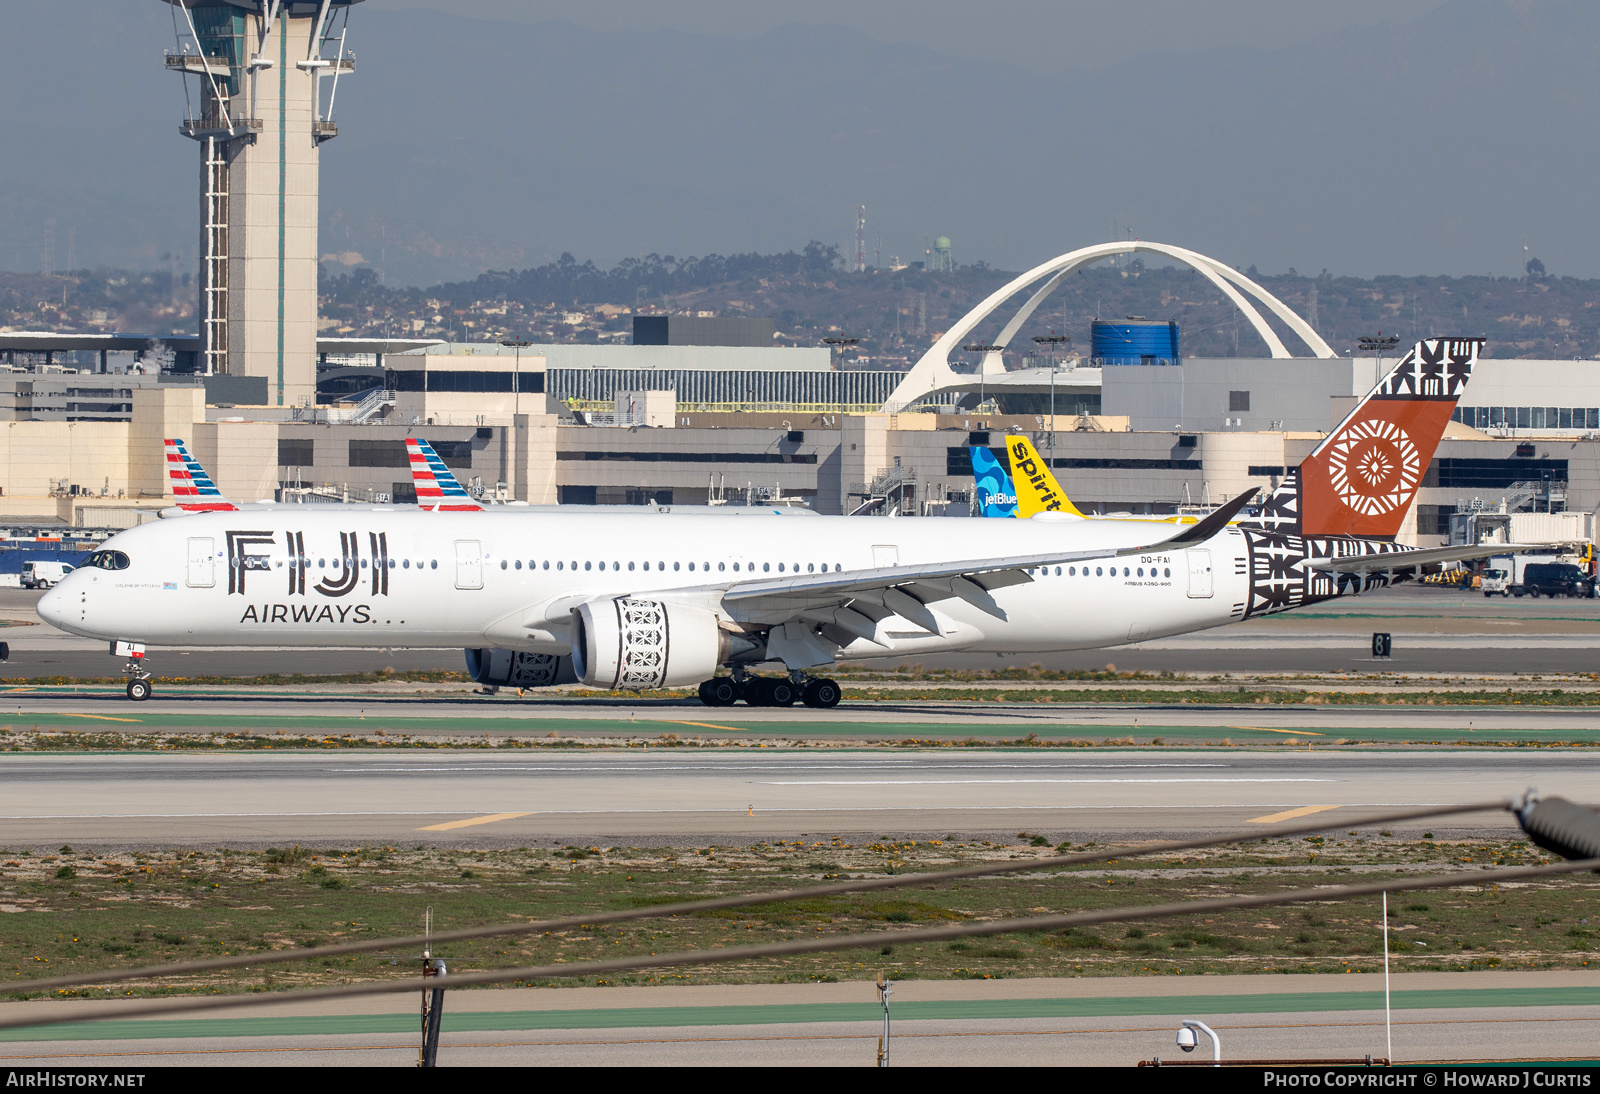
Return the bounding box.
[1230,726,1323,737]
[660,720,748,732]
[762,778,1334,786]
[417,812,534,832]
[1248,805,1342,824]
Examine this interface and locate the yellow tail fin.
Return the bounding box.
[1004,435,1085,517]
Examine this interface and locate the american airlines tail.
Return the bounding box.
[164,439,239,512]
[406,439,485,511]
[1245,337,1482,539]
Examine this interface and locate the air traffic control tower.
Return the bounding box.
[161,1,360,406]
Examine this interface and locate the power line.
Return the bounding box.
[9,800,1511,996]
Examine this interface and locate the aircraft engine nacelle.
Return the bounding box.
[463,648,577,689]
[569,598,727,689]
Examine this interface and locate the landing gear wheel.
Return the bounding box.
[127,678,152,702]
[765,678,797,707]
[698,678,739,706]
[801,678,842,709]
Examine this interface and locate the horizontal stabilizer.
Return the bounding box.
[1305,542,1537,577]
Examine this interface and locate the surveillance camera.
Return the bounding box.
[1176,1027,1198,1053]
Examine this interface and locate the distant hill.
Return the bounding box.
[9,249,1594,364]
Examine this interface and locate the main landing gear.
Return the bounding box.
[697,672,841,709]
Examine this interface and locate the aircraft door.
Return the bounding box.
[872,545,899,568]
[1185,549,1213,598]
[455,540,484,589]
[186,538,215,588]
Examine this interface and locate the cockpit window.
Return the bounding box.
[85,550,130,570]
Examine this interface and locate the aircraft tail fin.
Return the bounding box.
[971,445,1018,517]
[407,438,485,511]
[163,438,238,512]
[1004,435,1086,517]
[1248,337,1482,538]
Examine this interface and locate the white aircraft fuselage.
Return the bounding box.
[39,508,1243,657]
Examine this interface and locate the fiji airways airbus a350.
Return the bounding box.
[39,338,1509,708]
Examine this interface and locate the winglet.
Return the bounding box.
[1122,488,1257,554]
[163,438,239,512]
[406,438,485,511]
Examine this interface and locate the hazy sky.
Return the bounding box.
[386,0,1452,73]
[6,0,1589,282]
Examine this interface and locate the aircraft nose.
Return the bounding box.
[36,583,67,628]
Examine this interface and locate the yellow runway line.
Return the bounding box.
[1248,805,1342,825]
[55,712,144,724]
[1231,726,1322,737]
[659,719,748,733]
[417,812,533,832]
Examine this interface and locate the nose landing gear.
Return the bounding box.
[115,641,152,702]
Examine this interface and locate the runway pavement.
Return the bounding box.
[2,972,1596,1066]
[0,747,1570,846]
[5,584,1599,678]
[3,684,1599,742]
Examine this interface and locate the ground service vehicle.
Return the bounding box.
[1516,562,1596,599]
[21,561,74,589]
[1481,566,1511,596]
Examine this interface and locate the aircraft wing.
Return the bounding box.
[710,489,1256,636]
[1304,542,1534,577]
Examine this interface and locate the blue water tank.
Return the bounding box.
[1091,319,1179,365]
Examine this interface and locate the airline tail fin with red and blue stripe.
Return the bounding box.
[406,438,485,511]
[164,438,238,512]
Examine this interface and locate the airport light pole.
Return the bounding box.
[822,337,859,362]
[500,338,531,501]
[963,342,1004,415]
[1357,334,1400,380]
[1033,334,1071,455]
[500,338,531,417]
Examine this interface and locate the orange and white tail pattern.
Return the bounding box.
[1248,337,1482,539]
[163,438,238,512]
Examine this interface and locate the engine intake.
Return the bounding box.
[463,648,577,689]
[570,598,728,689]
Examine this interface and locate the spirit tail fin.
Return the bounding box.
[1004,434,1085,517]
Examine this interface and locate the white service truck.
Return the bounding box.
[20,561,74,589]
